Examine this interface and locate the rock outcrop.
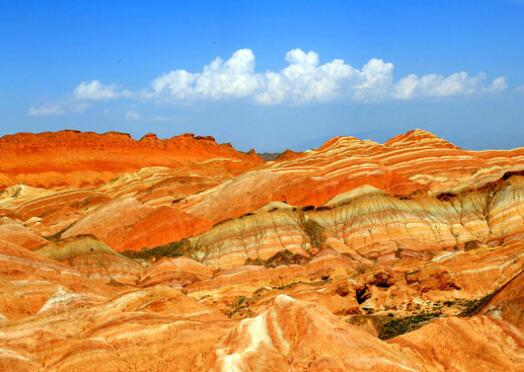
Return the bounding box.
[0,129,523,371]
[0,130,263,189]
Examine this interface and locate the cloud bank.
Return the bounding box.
[29,48,509,115]
[147,48,506,104]
[147,48,507,104]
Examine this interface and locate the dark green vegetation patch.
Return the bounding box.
[458,293,495,317]
[379,311,442,340]
[121,240,189,260]
[244,249,310,267]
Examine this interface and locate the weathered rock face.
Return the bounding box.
[0,130,263,189]
[177,129,524,226]
[390,316,524,371]
[0,129,523,371]
[480,270,524,329]
[0,217,48,249]
[210,294,426,371]
[189,176,524,270]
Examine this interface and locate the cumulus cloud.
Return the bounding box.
[484,77,508,93]
[392,72,509,100]
[31,48,509,115]
[255,49,355,104]
[352,58,394,102]
[148,49,505,104]
[74,80,130,100]
[150,49,396,104]
[152,49,259,100]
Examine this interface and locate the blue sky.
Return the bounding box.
[1,0,523,151]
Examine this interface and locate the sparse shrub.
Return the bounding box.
[296,211,325,249]
[302,219,325,248]
[232,296,247,308]
[459,293,494,316]
[355,264,369,275]
[245,250,310,267]
[244,257,265,265]
[379,312,442,339]
[121,240,189,260]
[264,250,309,268]
[225,295,255,319]
[464,240,480,251]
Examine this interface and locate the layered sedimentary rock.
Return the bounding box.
[390,316,524,371]
[0,130,263,189]
[60,197,212,251]
[177,130,524,225]
[188,175,524,270]
[210,294,425,371]
[0,129,523,371]
[0,217,48,249]
[480,270,524,329]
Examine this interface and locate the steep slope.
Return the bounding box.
[480,270,524,329]
[390,316,524,371]
[209,294,426,371]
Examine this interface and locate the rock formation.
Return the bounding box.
[0,129,523,371]
[0,130,263,189]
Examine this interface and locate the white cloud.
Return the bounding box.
[255,49,356,104]
[148,49,505,104]
[352,58,394,102]
[31,49,509,115]
[28,104,65,116]
[74,80,130,100]
[484,77,508,93]
[28,102,89,116]
[125,110,141,121]
[392,72,507,100]
[152,49,260,100]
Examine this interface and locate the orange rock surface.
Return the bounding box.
[178,129,524,226]
[0,129,523,371]
[0,130,263,189]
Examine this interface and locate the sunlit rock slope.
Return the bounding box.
[0,129,523,371]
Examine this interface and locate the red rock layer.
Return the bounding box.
[178,129,524,226]
[0,130,263,189]
[0,129,523,371]
[186,175,524,270]
[481,270,524,329]
[390,316,524,371]
[0,214,522,371]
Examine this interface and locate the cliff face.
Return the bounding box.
[0,129,523,371]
